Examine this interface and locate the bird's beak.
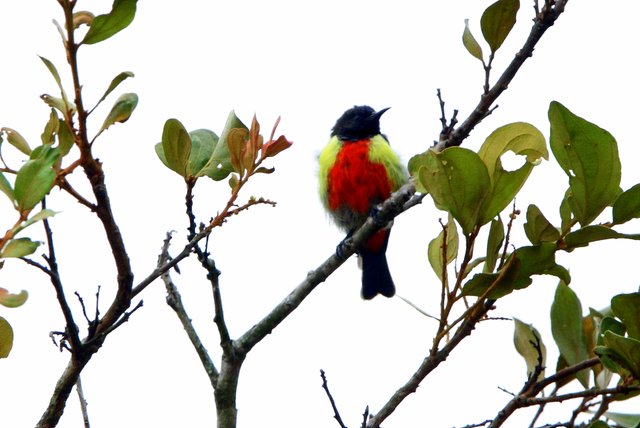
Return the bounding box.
[372,107,391,120]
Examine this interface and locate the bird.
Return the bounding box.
[318,105,408,299]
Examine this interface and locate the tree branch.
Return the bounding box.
[159,232,220,387]
[320,369,348,428]
[436,0,569,150]
[234,182,417,356]
[366,299,496,428]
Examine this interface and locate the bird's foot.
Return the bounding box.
[336,231,355,259]
[369,204,393,228]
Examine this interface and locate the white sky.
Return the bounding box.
[1,1,640,427]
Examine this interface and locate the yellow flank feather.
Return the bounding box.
[368,135,408,191]
[317,136,342,209]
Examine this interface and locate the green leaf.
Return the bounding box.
[188,129,218,177]
[513,318,546,381]
[0,238,40,258]
[0,288,28,308]
[462,19,483,61]
[94,71,135,110]
[549,101,621,226]
[99,92,138,133]
[477,122,547,225]
[463,242,565,299]
[12,209,57,236]
[598,331,640,379]
[41,109,59,145]
[601,411,640,428]
[559,189,574,234]
[524,204,560,245]
[82,0,138,45]
[613,183,640,225]
[611,293,640,341]
[201,111,247,181]
[417,147,491,235]
[408,151,430,193]
[586,421,611,428]
[14,151,60,212]
[428,215,459,281]
[564,225,640,250]
[598,316,626,346]
[551,281,590,387]
[156,118,191,177]
[480,0,519,52]
[38,56,64,94]
[0,172,15,203]
[57,119,74,156]
[40,94,76,115]
[1,127,31,155]
[484,216,504,273]
[0,316,14,358]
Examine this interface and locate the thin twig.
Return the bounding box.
[159,232,220,387]
[436,0,569,149]
[75,376,90,428]
[320,369,348,428]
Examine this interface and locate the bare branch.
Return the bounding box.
[159,232,220,387]
[320,369,348,428]
[436,0,569,150]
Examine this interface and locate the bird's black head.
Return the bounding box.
[331,105,390,141]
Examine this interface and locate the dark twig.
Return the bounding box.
[437,89,459,140]
[487,358,612,428]
[184,182,232,353]
[41,204,81,352]
[460,420,491,428]
[360,406,370,428]
[320,370,348,428]
[436,0,569,150]
[159,232,220,387]
[366,299,495,428]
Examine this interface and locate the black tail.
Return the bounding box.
[359,232,395,300]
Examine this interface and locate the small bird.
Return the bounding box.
[318,106,408,299]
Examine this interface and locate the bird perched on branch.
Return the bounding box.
[318,105,408,299]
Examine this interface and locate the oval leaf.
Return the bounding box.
[612,183,640,225]
[93,71,135,110]
[464,242,564,299]
[0,238,40,258]
[428,215,459,281]
[0,288,28,308]
[611,293,640,341]
[14,155,59,212]
[1,127,31,155]
[600,331,640,380]
[549,101,621,226]
[551,281,590,387]
[514,318,546,381]
[99,92,138,133]
[462,19,484,61]
[564,225,640,250]
[157,118,191,177]
[0,316,14,358]
[484,216,504,273]
[477,122,547,225]
[524,204,560,245]
[82,0,138,45]
[418,147,491,235]
[188,129,218,177]
[0,172,15,203]
[201,111,247,180]
[480,0,519,52]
